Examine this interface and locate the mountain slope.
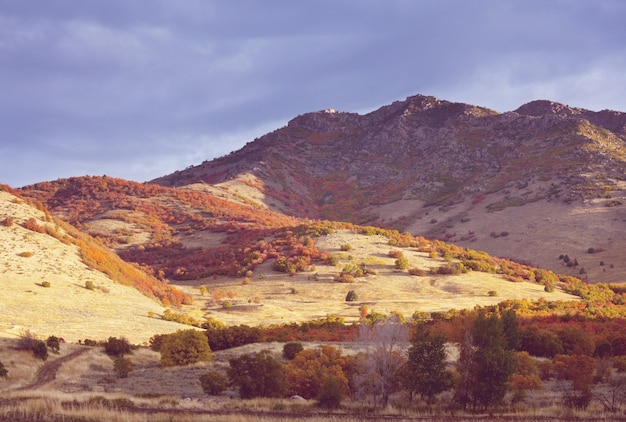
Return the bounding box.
[152,95,626,282]
[0,187,188,343]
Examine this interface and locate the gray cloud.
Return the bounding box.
[1,0,625,187]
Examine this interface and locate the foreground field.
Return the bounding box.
[0,337,623,422]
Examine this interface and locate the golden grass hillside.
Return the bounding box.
[0,190,186,344]
[177,229,578,327]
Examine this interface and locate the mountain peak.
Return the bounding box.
[514,100,586,117]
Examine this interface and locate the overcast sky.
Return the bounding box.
[1,1,625,188]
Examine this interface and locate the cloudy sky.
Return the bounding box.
[1,1,625,188]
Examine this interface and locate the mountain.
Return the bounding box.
[151,95,626,283]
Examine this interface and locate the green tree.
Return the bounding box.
[32,340,48,361]
[501,309,521,350]
[558,327,595,356]
[104,337,132,357]
[317,375,344,409]
[228,351,287,399]
[113,356,134,378]
[46,336,61,354]
[282,342,304,360]
[455,310,518,411]
[200,371,228,395]
[160,329,212,367]
[403,323,453,403]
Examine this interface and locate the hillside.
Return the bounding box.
[0,187,188,343]
[7,177,585,341]
[152,95,626,283]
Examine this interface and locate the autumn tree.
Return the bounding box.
[228,351,287,399]
[285,345,352,400]
[354,315,408,406]
[508,351,542,403]
[403,323,453,403]
[160,329,212,367]
[553,354,595,409]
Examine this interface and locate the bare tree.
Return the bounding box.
[595,374,626,413]
[354,315,409,407]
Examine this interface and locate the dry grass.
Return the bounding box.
[400,180,626,284]
[182,229,577,327]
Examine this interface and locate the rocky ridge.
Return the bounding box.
[152,94,626,282]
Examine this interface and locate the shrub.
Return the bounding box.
[113,356,134,378]
[395,257,409,270]
[222,300,233,309]
[283,342,304,360]
[85,280,95,291]
[326,254,339,266]
[160,329,212,367]
[18,251,33,258]
[2,216,14,227]
[408,267,426,276]
[149,334,167,352]
[488,290,498,297]
[17,331,38,351]
[388,250,403,259]
[200,371,228,395]
[104,337,132,357]
[334,273,355,283]
[228,351,287,398]
[340,243,352,251]
[87,396,135,410]
[345,290,358,302]
[0,361,7,378]
[41,281,51,288]
[32,340,48,361]
[46,336,60,354]
[205,324,261,351]
[22,217,46,233]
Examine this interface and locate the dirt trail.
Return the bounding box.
[16,348,89,391]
